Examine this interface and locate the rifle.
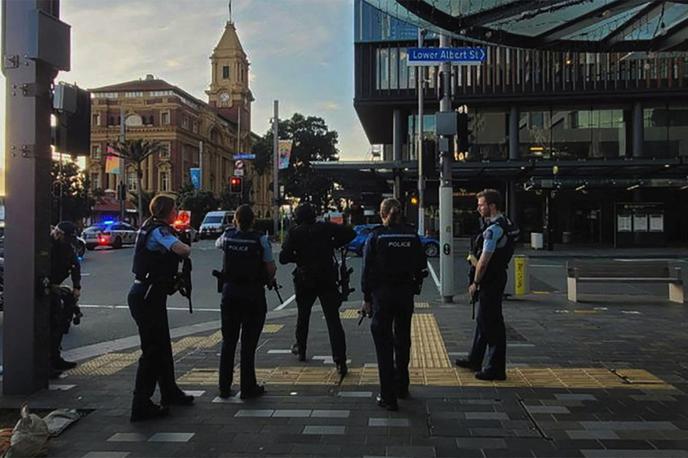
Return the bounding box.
[267,279,284,304]
[337,248,355,301]
[178,258,193,313]
[177,229,193,313]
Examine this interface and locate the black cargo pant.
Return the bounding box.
[370,284,414,405]
[219,284,267,394]
[467,271,508,375]
[294,279,346,363]
[128,282,181,406]
[49,287,76,366]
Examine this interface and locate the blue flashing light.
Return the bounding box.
[103,220,115,225]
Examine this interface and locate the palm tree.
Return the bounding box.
[110,139,165,224]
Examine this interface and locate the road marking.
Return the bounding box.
[530,264,563,268]
[273,294,296,311]
[79,304,221,313]
[427,261,440,293]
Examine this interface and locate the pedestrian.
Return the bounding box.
[361,198,427,411]
[216,204,276,399]
[279,203,355,376]
[49,221,82,378]
[128,194,194,422]
[455,189,516,381]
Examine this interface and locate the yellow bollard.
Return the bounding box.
[513,255,529,296]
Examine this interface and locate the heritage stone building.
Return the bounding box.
[87,20,272,218]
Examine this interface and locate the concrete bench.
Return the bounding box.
[566,260,684,304]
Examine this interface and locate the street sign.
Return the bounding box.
[234,160,244,169]
[234,169,244,176]
[408,47,486,66]
[234,153,255,160]
[189,167,201,189]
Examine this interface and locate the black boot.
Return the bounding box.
[130,400,169,422]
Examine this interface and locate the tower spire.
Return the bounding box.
[228,0,233,24]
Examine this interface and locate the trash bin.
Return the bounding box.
[505,255,530,297]
[531,232,544,250]
[562,231,572,244]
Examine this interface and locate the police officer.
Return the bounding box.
[49,221,82,377]
[128,195,194,422]
[279,203,355,376]
[361,198,426,411]
[216,204,276,399]
[455,189,514,381]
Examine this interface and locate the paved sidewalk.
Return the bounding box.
[2,289,688,457]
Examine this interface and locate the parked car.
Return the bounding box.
[83,221,137,250]
[199,211,234,239]
[347,224,440,257]
[74,235,86,258]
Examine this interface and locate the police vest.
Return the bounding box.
[132,219,180,283]
[374,224,422,284]
[222,230,265,284]
[480,216,519,282]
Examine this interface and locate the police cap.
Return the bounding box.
[56,221,78,239]
[294,203,316,224]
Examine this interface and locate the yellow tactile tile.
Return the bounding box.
[262,324,284,334]
[67,351,140,376]
[410,314,451,368]
[339,309,361,319]
[414,302,430,308]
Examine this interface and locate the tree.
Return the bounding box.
[176,182,219,228]
[253,113,339,212]
[111,139,166,224]
[51,161,94,225]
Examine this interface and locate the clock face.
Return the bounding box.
[219,92,230,103]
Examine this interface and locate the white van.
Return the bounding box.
[199,210,235,239]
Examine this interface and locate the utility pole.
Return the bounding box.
[3,0,70,394]
[199,140,204,189]
[119,106,126,221]
[417,28,426,236]
[439,32,454,302]
[272,100,279,237]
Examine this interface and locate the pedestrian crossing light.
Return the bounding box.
[410,195,419,206]
[229,176,243,194]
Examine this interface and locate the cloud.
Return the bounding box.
[0,0,368,179]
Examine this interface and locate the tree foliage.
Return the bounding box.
[176,182,219,228]
[51,161,94,225]
[111,139,166,224]
[252,113,339,212]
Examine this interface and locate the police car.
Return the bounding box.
[83,221,137,250]
[347,224,440,257]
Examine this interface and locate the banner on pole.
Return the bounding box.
[190,168,201,189]
[105,147,120,174]
[278,139,293,170]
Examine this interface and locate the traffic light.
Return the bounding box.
[422,139,438,179]
[457,112,472,154]
[229,176,243,194]
[410,194,419,206]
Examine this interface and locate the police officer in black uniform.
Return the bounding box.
[279,203,355,375]
[216,204,276,399]
[455,189,515,381]
[361,198,426,411]
[128,195,194,422]
[49,221,82,376]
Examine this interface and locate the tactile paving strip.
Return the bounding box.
[177,366,675,390]
[67,351,140,376]
[411,314,451,368]
[414,302,430,308]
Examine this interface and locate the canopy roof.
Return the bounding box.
[364,0,688,51]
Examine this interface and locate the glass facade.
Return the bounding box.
[644,105,688,158]
[520,108,627,160]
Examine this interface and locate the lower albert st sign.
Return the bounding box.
[408,47,486,66]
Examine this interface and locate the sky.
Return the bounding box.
[0,0,371,192]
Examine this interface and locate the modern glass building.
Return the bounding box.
[352,0,688,246]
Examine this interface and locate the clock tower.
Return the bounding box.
[207,18,253,130]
